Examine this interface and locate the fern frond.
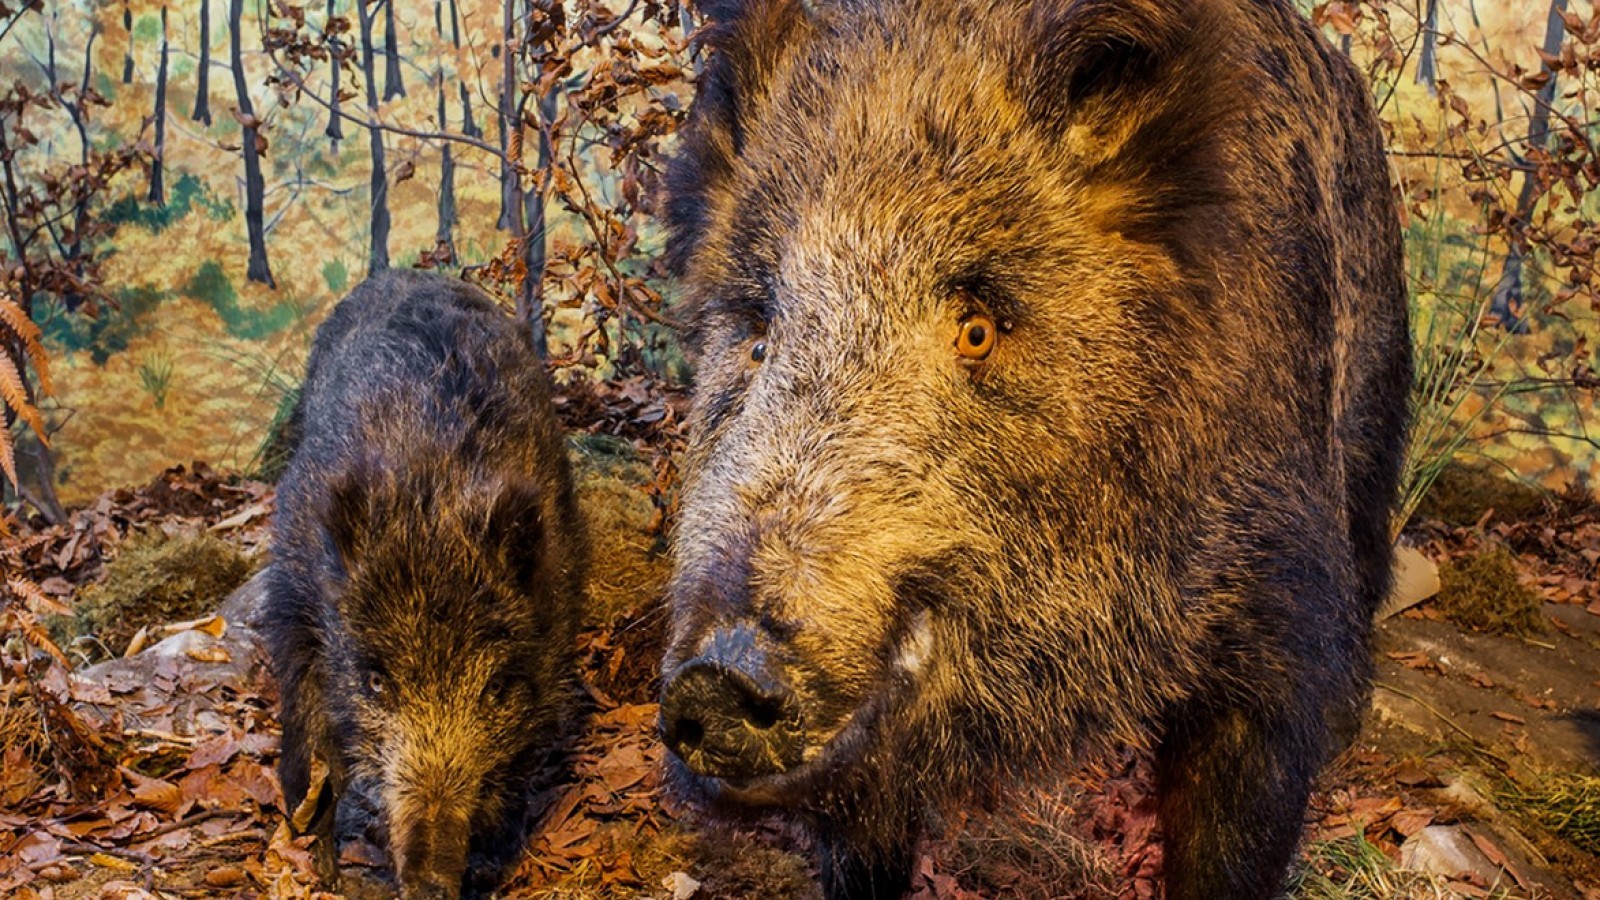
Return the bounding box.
[0,294,49,396]
[9,576,68,616]
[0,418,17,490]
[0,295,44,350]
[30,348,52,397]
[0,295,52,397]
[8,606,70,666]
[0,352,47,445]
[0,530,49,560]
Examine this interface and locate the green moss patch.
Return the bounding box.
[56,533,251,659]
[570,434,673,627]
[1434,548,1546,637]
[1418,463,1550,528]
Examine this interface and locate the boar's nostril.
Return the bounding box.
[660,653,803,779]
[743,697,782,730]
[672,715,705,748]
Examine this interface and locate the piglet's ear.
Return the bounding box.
[690,0,752,22]
[688,0,817,27]
[322,468,372,573]
[486,480,547,590]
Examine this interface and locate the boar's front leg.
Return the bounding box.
[813,819,918,900]
[1154,697,1327,900]
[277,663,346,887]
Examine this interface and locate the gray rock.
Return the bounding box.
[1398,825,1501,885]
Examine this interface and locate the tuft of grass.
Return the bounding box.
[0,679,48,777]
[1498,772,1600,855]
[1291,830,1482,900]
[1390,107,1561,541]
[1434,548,1546,637]
[54,532,251,660]
[252,384,301,482]
[138,350,175,409]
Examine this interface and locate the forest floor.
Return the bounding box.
[3,381,1600,899]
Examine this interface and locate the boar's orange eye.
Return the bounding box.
[365,671,386,697]
[956,314,997,360]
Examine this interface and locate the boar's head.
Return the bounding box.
[659,0,1234,830]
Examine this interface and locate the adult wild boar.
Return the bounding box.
[656,0,1410,897]
[265,271,585,899]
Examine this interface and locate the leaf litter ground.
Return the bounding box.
[4,387,1600,899]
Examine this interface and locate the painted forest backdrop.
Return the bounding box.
[0,0,1597,521]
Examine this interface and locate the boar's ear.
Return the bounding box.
[1020,0,1231,167]
[486,480,547,590]
[662,0,815,276]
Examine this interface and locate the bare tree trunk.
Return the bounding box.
[434,0,455,259]
[231,0,277,287]
[122,0,134,83]
[1467,0,1504,123]
[46,14,96,306]
[1415,0,1438,94]
[500,0,543,356]
[6,19,87,523]
[358,0,390,274]
[382,0,406,101]
[15,433,66,525]
[194,0,213,124]
[447,0,479,137]
[149,3,169,204]
[1488,0,1568,332]
[522,86,558,359]
[496,0,516,232]
[325,0,344,142]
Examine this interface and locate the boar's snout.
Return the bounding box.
[660,625,804,780]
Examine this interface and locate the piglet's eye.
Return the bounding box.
[955,314,997,360]
[749,340,768,364]
[480,672,512,701]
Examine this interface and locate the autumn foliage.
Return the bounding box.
[1311,0,1600,518]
